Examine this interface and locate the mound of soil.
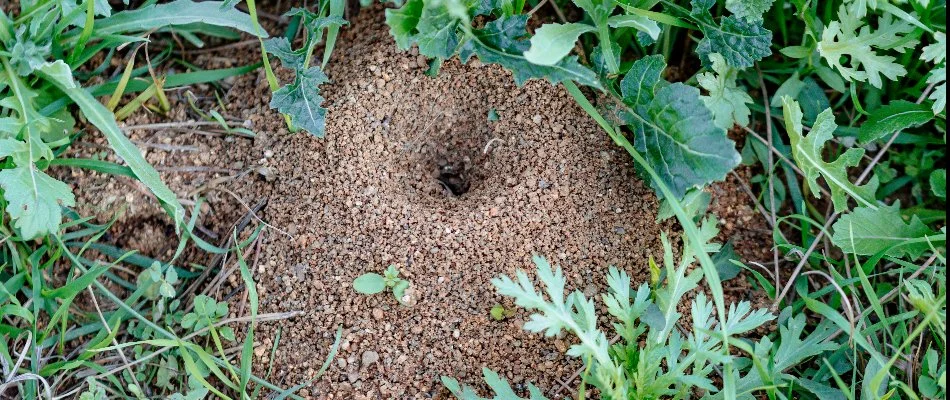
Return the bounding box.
[240,10,672,399]
[62,6,770,399]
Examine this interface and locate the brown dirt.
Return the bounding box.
[61,6,774,400]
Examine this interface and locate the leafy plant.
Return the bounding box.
[353,265,412,304]
[446,221,845,399]
[262,6,347,137]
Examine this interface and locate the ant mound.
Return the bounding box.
[243,9,670,399]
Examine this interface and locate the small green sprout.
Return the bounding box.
[353,265,411,304]
[490,304,514,321]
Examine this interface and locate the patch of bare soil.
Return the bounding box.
[61,6,774,400]
[242,10,672,399]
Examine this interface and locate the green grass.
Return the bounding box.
[0,1,339,398]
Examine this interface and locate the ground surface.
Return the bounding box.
[62,6,770,399]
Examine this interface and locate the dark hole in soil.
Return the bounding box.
[436,159,471,196]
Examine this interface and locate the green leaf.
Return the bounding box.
[691,0,772,68]
[832,202,942,259]
[442,368,549,400]
[817,5,917,88]
[353,273,386,295]
[0,165,74,239]
[607,14,661,40]
[262,37,305,71]
[523,23,596,66]
[617,55,740,198]
[698,53,753,130]
[462,16,601,89]
[35,61,185,229]
[931,169,946,199]
[724,0,775,22]
[781,96,879,212]
[921,32,946,114]
[385,0,423,50]
[269,66,329,137]
[94,0,267,38]
[859,101,934,143]
[415,1,463,59]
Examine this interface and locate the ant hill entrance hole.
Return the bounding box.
[436,158,471,196]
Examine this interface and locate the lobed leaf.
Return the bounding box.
[781,96,879,212]
[269,66,330,137]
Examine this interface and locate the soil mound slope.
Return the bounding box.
[246,8,669,400]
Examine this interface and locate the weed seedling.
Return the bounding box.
[353,265,411,304]
[489,304,514,321]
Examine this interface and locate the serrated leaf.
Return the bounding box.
[385,0,423,50]
[698,53,754,130]
[0,165,75,240]
[269,66,329,137]
[463,16,601,89]
[921,32,946,114]
[691,0,773,68]
[817,5,917,88]
[524,23,596,66]
[858,101,934,143]
[617,56,740,198]
[832,202,941,259]
[781,96,879,212]
[725,0,775,22]
[94,0,267,38]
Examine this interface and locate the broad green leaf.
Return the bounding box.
[619,54,666,108]
[462,16,601,89]
[725,0,775,22]
[415,1,463,58]
[607,14,661,40]
[931,169,946,199]
[859,101,934,143]
[832,203,942,259]
[353,273,386,294]
[921,32,946,114]
[386,0,423,50]
[269,66,330,137]
[524,23,595,66]
[94,0,267,37]
[0,165,75,239]
[698,53,753,130]
[817,5,917,88]
[691,0,772,68]
[617,55,740,198]
[35,61,185,228]
[781,96,879,212]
